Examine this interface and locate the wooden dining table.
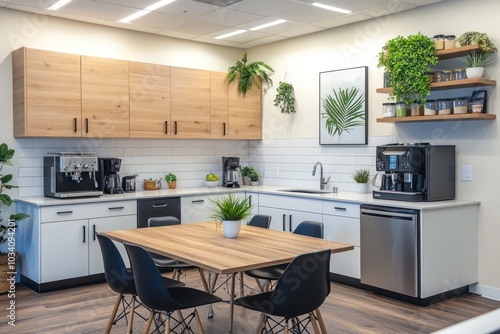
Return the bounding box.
[103,221,354,333]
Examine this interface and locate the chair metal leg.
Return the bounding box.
[310,312,321,334]
[143,310,155,334]
[126,297,136,334]
[194,308,205,334]
[105,295,121,334]
[315,308,327,334]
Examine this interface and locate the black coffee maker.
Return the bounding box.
[97,158,123,194]
[222,157,241,188]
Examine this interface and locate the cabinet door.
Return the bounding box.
[228,81,262,139]
[210,71,229,139]
[81,56,129,138]
[41,220,88,282]
[171,67,211,138]
[88,215,137,275]
[246,192,259,216]
[287,209,323,233]
[130,61,171,138]
[181,194,214,224]
[13,47,82,137]
[259,206,287,231]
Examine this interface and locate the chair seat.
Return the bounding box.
[167,287,222,310]
[149,252,194,269]
[244,263,287,281]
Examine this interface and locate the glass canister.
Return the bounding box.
[409,101,423,116]
[382,102,396,117]
[433,34,445,50]
[453,97,469,114]
[443,70,454,81]
[395,102,408,117]
[437,98,452,115]
[435,71,445,82]
[453,68,466,80]
[444,35,456,49]
[424,100,437,116]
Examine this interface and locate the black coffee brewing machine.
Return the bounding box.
[97,158,123,194]
[222,156,241,188]
[372,143,455,202]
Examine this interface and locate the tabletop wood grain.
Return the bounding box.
[103,222,354,274]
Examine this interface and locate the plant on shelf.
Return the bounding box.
[209,193,252,238]
[240,166,256,185]
[461,50,494,79]
[0,143,29,293]
[457,31,497,53]
[352,168,371,194]
[273,81,296,114]
[378,33,438,106]
[165,173,177,189]
[227,52,274,94]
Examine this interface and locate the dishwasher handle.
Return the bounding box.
[361,208,416,220]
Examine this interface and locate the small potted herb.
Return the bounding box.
[165,173,177,189]
[209,193,252,238]
[240,166,255,185]
[249,170,260,186]
[352,169,370,194]
[462,50,494,79]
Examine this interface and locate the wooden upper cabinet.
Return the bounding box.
[171,67,211,138]
[210,71,229,139]
[129,62,171,138]
[12,47,82,137]
[81,56,129,138]
[228,81,262,139]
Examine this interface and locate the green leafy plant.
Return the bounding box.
[379,33,438,106]
[227,52,274,94]
[240,166,256,177]
[462,50,493,68]
[321,86,365,137]
[165,173,177,183]
[458,32,497,52]
[209,193,252,221]
[0,143,29,246]
[352,169,370,183]
[273,82,296,114]
[249,170,260,182]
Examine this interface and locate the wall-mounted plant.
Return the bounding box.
[273,81,296,114]
[321,86,365,138]
[378,33,438,106]
[458,31,497,52]
[227,52,274,94]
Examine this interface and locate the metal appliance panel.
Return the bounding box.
[360,205,419,297]
[137,197,181,228]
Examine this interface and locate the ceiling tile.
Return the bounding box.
[277,25,325,38]
[169,19,227,35]
[359,1,417,17]
[314,12,372,29]
[227,0,302,16]
[95,0,157,10]
[56,0,137,21]
[154,0,219,17]
[195,7,262,26]
[127,11,188,30]
[277,5,342,24]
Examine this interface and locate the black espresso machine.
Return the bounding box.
[222,156,241,188]
[44,152,102,198]
[372,143,455,202]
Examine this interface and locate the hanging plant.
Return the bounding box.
[227,52,274,94]
[379,33,438,106]
[273,81,296,114]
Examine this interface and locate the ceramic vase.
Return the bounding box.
[465,67,484,79]
[354,183,369,194]
[168,181,176,189]
[250,181,259,186]
[242,176,251,185]
[223,220,241,238]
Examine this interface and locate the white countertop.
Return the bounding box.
[15,185,480,210]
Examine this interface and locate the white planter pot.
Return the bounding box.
[465,67,484,79]
[354,183,369,194]
[250,181,259,186]
[223,220,241,238]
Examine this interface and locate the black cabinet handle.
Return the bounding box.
[289,215,292,232]
[282,214,286,231]
[223,122,226,136]
[85,118,89,133]
[93,224,96,241]
[74,118,77,133]
[191,200,205,203]
[174,121,177,135]
[334,207,347,211]
[82,225,86,243]
[248,195,252,207]
[165,121,168,134]
[57,211,73,215]
[153,203,167,208]
[108,206,124,210]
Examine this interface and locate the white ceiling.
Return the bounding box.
[1,0,446,49]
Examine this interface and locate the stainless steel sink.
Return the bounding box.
[277,188,331,194]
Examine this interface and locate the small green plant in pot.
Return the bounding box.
[165,173,177,189]
[462,50,494,79]
[227,52,274,94]
[209,193,252,238]
[352,169,370,194]
[249,170,260,186]
[240,166,256,185]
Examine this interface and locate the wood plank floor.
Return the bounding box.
[2,271,500,333]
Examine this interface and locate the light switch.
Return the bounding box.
[461,165,472,182]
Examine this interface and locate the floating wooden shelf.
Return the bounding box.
[376,78,497,94]
[377,113,496,123]
[435,44,491,60]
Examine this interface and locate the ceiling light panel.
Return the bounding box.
[249,19,286,31]
[48,0,72,11]
[119,0,176,23]
[312,2,351,14]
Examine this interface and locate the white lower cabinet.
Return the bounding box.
[181,192,244,224]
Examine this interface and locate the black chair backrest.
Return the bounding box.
[266,249,331,318]
[124,243,179,311]
[148,216,181,227]
[96,233,136,295]
[247,214,272,229]
[293,221,324,239]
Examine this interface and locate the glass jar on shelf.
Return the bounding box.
[437,98,452,115]
[382,102,396,117]
[433,35,445,50]
[409,101,423,116]
[442,70,454,81]
[395,102,408,117]
[453,68,466,81]
[435,71,445,82]
[424,100,437,116]
[444,35,456,49]
[453,97,469,114]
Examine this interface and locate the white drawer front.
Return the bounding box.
[323,214,360,246]
[322,201,360,218]
[330,246,360,279]
[259,194,322,213]
[41,200,137,222]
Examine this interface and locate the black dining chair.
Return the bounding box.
[244,220,324,292]
[147,216,195,280]
[235,249,332,333]
[96,233,183,334]
[124,243,222,334]
[247,214,272,229]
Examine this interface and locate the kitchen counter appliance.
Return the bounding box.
[97,158,123,194]
[222,156,241,188]
[44,152,102,198]
[373,143,455,202]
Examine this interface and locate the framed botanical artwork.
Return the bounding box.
[319,66,368,145]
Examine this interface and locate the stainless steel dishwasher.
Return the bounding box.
[360,204,419,297]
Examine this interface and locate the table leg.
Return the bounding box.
[229,273,236,333]
[198,268,216,318]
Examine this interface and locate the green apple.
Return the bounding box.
[206,172,219,181]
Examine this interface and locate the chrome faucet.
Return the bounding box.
[312,162,330,190]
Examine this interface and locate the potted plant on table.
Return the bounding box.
[165,173,177,189]
[352,169,371,194]
[0,143,29,294]
[209,193,252,238]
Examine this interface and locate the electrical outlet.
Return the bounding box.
[461,165,472,182]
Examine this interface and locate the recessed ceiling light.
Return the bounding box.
[250,19,287,31]
[312,2,352,14]
[48,0,72,11]
[119,0,176,23]
[215,29,247,40]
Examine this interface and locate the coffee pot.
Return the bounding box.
[122,175,137,192]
